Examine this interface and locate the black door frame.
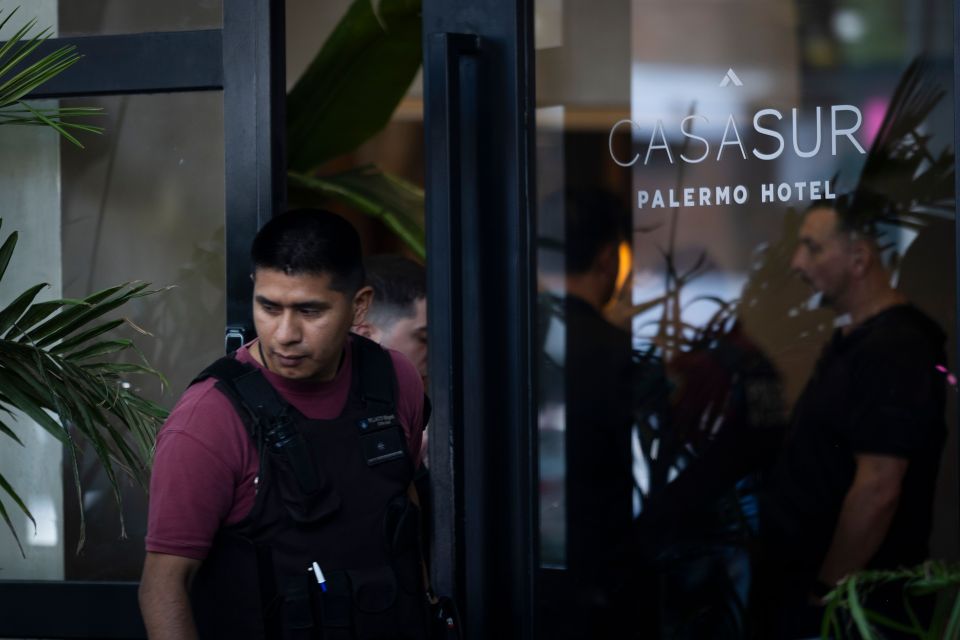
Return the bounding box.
[422,1,539,637]
[0,1,285,637]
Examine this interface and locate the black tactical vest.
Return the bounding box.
[188,335,429,640]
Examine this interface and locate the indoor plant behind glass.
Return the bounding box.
[820,563,960,639]
[287,0,426,258]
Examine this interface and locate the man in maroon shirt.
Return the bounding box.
[139,210,427,640]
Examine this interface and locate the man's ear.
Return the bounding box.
[849,238,872,277]
[595,242,620,278]
[352,285,374,325]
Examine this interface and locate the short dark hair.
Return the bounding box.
[538,188,629,275]
[805,194,900,259]
[364,255,426,328]
[251,208,365,293]
[807,189,893,238]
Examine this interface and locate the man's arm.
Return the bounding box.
[816,453,908,588]
[139,551,202,640]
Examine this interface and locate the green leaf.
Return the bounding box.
[846,576,875,638]
[0,416,23,445]
[820,592,841,639]
[0,108,104,136]
[287,0,422,171]
[119,392,170,420]
[22,282,148,346]
[5,298,87,341]
[863,608,921,635]
[0,42,75,103]
[18,99,84,147]
[946,590,960,640]
[0,40,74,107]
[80,360,163,375]
[0,10,101,146]
[0,282,48,335]
[0,470,34,530]
[64,339,134,361]
[50,318,126,354]
[0,228,17,281]
[0,7,20,37]
[0,368,67,442]
[0,18,48,91]
[0,485,27,558]
[289,168,425,258]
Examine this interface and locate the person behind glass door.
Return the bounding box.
[536,188,652,639]
[353,255,429,459]
[758,197,947,638]
[353,255,428,386]
[352,253,434,572]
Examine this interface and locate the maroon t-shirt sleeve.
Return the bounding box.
[145,379,258,560]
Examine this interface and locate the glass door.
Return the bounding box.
[422,0,958,637]
[533,1,958,638]
[0,0,285,636]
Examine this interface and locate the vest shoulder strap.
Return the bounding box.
[194,354,320,494]
[350,333,398,412]
[351,334,431,431]
[192,355,254,388]
[192,355,288,430]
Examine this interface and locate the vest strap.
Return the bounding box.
[194,356,320,495]
[350,334,397,412]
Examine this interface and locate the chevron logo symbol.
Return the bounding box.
[719,68,743,87]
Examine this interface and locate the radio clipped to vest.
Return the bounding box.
[358,412,407,466]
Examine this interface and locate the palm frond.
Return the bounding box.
[0,222,16,280]
[0,470,32,557]
[0,220,169,554]
[0,7,103,146]
[844,56,955,233]
[820,562,960,638]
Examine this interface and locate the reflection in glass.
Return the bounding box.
[59,92,225,580]
[535,0,956,638]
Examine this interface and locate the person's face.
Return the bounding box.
[379,297,428,382]
[790,207,854,308]
[252,268,371,382]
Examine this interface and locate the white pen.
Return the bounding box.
[309,561,327,592]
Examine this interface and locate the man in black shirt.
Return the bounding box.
[536,188,641,638]
[760,202,947,637]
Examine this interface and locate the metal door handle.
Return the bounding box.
[423,30,481,603]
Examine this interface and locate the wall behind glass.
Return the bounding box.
[59,0,221,37]
[53,93,225,579]
[58,92,225,580]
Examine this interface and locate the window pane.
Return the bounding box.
[58,0,222,37]
[60,92,225,580]
[535,1,957,637]
[0,91,224,580]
